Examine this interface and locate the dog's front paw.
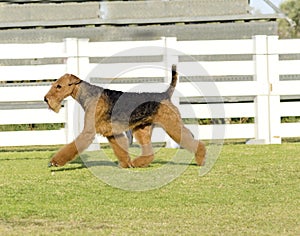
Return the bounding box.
[48,154,67,167]
[118,160,133,168]
[48,159,62,167]
[48,161,57,168]
[48,143,79,168]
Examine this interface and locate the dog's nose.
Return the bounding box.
[44,96,48,103]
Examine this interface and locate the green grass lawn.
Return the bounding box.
[0,144,299,235]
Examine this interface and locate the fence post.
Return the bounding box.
[64,38,99,150]
[250,35,270,144]
[164,37,180,148]
[77,39,100,151]
[64,38,79,144]
[267,36,281,144]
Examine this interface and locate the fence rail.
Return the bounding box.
[1,35,300,147]
[0,0,248,28]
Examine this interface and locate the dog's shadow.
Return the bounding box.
[51,158,195,172]
[50,165,86,172]
[154,160,198,166]
[50,155,118,172]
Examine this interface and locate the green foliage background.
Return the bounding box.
[279,0,300,38]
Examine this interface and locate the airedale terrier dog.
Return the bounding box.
[44,65,206,168]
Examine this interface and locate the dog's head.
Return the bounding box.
[44,74,81,113]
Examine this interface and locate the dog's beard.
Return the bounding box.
[47,101,61,113]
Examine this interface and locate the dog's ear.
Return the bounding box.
[67,74,82,86]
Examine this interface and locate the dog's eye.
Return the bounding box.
[56,84,62,89]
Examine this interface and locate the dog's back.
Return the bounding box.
[103,65,178,125]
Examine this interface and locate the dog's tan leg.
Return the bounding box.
[49,105,97,167]
[49,128,96,167]
[107,134,133,168]
[132,125,154,168]
[49,141,78,166]
[154,102,206,166]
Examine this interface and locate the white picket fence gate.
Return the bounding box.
[1,35,300,147]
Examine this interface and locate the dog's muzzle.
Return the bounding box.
[44,96,61,113]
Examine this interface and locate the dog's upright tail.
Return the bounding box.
[165,64,178,98]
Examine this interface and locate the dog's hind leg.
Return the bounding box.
[154,102,206,166]
[132,125,154,168]
[107,134,133,168]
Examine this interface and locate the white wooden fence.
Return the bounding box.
[1,36,300,147]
